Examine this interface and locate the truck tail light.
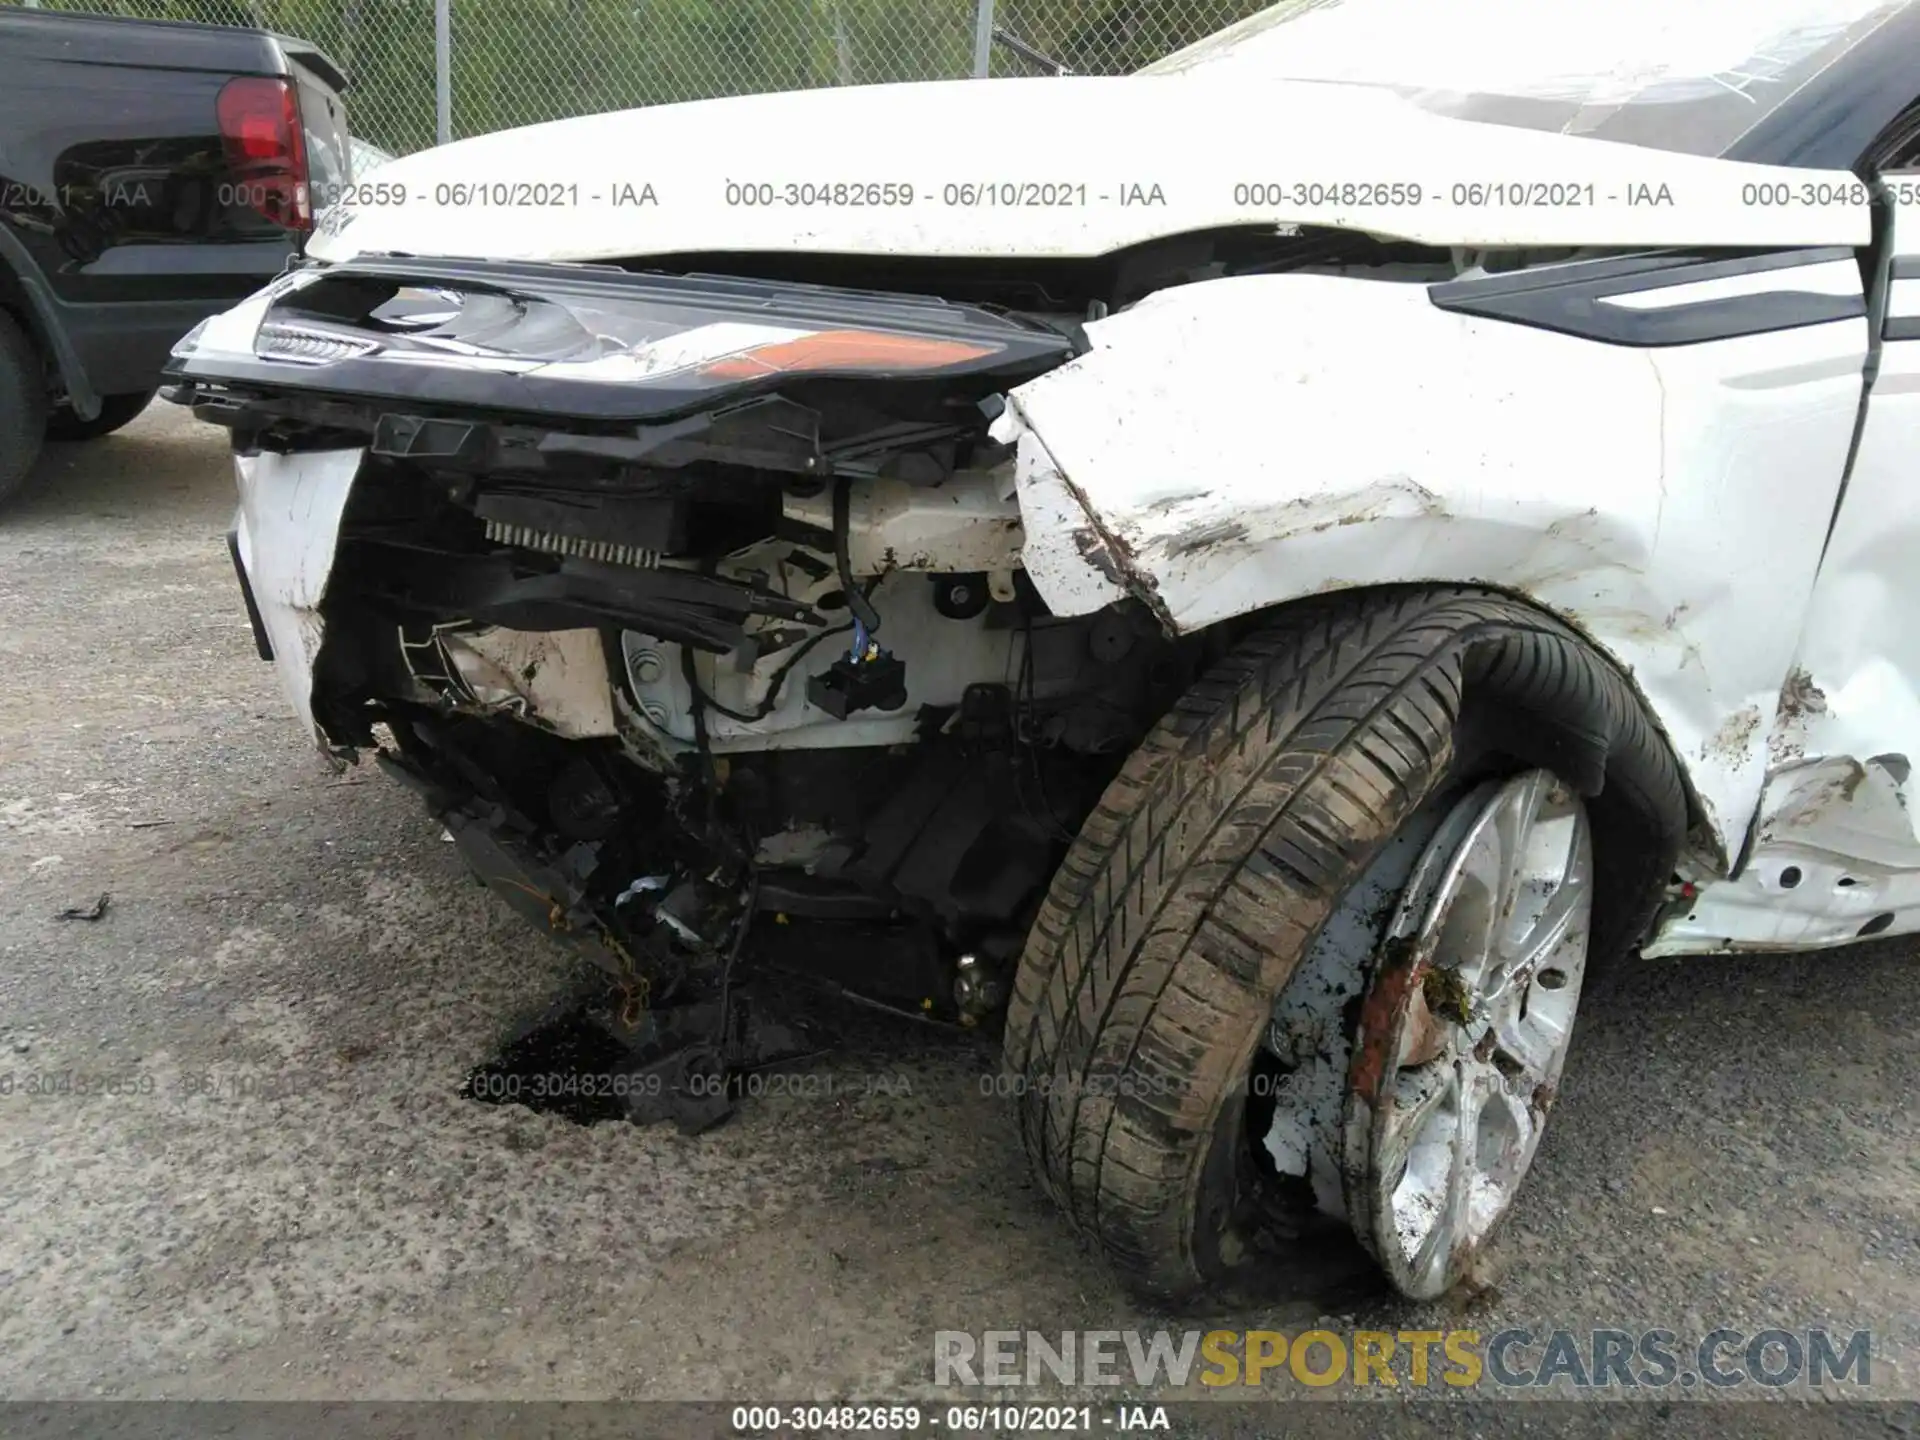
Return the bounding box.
[216,76,312,232]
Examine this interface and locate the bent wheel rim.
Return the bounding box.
[1343,768,1593,1300]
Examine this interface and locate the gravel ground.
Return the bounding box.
[2,404,1917,1426]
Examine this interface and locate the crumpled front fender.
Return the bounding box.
[1008,271,1867,868]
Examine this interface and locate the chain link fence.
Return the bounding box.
[21,0,1275,156]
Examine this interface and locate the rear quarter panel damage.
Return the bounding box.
[1009,272,1870,867]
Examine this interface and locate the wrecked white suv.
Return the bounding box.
[167,0,1920,1300]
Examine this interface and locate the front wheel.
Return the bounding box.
[45,389,154,442]
[1340,767,1593,1298]
[1002,585,1685,1299]
[0,310,48,509]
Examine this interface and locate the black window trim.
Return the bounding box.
[1429,247,1865,346]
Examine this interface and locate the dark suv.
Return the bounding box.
[0,7,348,503]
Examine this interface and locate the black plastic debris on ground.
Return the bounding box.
[54,893,111,922]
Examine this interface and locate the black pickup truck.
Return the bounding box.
[0,8,348,503]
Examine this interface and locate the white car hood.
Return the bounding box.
[311,75,1868,265]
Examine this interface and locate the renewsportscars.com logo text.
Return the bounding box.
[934,1328,1872,1391]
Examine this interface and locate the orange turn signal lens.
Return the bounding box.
[700,329,1001,380]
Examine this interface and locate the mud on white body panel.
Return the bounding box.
[1652,205,1920,952]
[1644,756,1920,954]
[416,627,619,740]
[1006,269,1869,866]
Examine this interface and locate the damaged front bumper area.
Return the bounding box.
[169,257,1196,1027]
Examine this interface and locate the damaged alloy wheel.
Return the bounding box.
[1343,769,1592,1300]
[1004,586,1683,1301]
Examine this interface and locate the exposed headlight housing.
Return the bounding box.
[162,255,1072,421]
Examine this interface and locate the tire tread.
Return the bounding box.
[1002,585,1688,1296]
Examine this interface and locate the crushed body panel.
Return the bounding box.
[1005,268,1872,865]
[1647,200,1920,952]
[1643,755,1920,954]
[169,254,1204,1006]
[231,446,362,746]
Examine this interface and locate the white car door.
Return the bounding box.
[1653,139,1920,954]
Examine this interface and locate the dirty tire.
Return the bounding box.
[1003,585,1687,1298]
[46,389,153,442]
[0,310,47,509]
